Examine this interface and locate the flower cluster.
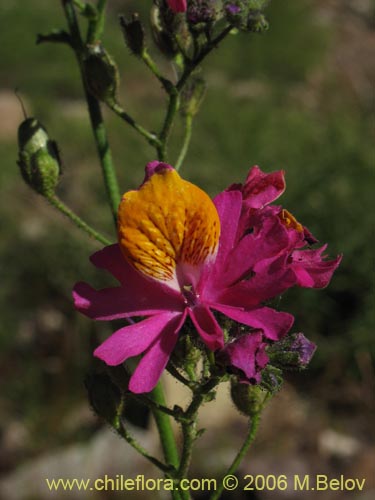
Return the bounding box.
[73,163,341,393]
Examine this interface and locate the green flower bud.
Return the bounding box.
[247,10,269,33]
[119,13,145,57]
[17,118,61,197]
[230,380,267,417]
[180,76,206,117]
[260,365,283,394]
[83,44,119,104]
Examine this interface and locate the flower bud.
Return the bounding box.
[83,44,119,104]
[180,76,206,117]
[119,13,145,57]
[17,118,62,197]
[267,332,317,370]
[150,4,180,58]
[260,365,283,394]
[187,1,216,27]
[247,10,269,33]
[85,372,122,424]
[230,380,267,417]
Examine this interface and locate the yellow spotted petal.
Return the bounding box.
[118,167,220,286]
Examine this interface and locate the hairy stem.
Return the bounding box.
[62,0,121,226]
[209,412,262,500]
[47,195,111,245]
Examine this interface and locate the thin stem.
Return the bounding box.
[62,0,121,226]
[129,393,177,419]
[47,195,111,245]
[142,50,172,93]
[167,364,195,390]
[107,100,161,148]
[157,88,180,161]
[176,25,233,92]
[209,412,262,500]
[175,114,192,171]
[113,397,171,474]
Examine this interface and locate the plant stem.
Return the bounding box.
[209,412,262,500]
[47,194,111,245]
[157,88,180,161]
[113,397,171,474]
[150,382,180,468]
[175,114,192,171]
[107,100,161,148]
[177,25,233,92]
[142,50,172,92]
[62,0,121,226]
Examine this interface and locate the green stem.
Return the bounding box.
[175,114,192,171]
[157,88,180,161]
[150,382,180,468]
[209,412,262,500]
[47,194,111,245]
[62,0,121,226]
[113,397,171,474]
[150,382,183,500]
[107,100,161,148]
[142,50,172,93]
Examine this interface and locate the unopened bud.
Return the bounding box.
[230,380,267,417]
[119,13,145,57]
[187,1,216,27]
[247,10,269,33]
[268,333,317,370]
[17,118,61,197]
[85,372,122,424]
[83,44,119,104]
[150,4,180,58]
[180,77,206,117]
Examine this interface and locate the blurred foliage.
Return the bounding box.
[0,0,373,462]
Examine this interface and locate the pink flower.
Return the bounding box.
[218,331,269,384]
[167,0,187,13]
[73,162,340,393]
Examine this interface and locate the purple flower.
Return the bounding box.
[73,162,340,393]
[218,331,269,384]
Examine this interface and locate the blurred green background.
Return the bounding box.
[0,0,373,498]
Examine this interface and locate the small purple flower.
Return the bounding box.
[218,331,269,384]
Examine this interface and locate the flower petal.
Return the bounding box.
[291,246,342,288]
[118,163,220,289]
[218,331,269,383]
[94,312,183,366]
[241,165,286,208]
[211,304,294,340]
[73,281,184,321]
[128,313,186,393]
[188,305,224,350]
[167,0,187,13]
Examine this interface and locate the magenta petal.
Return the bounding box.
[291,246,342,288]
[219,331,269,383]
[213,190,243,265]
[242,166,286,208]
[188,305,224,350]
[167,0,187,13]
[128,313,185,393]
[73,281,183,320]
[91,244,183,303]
[211,304,294,340]
[219,215,291,287]
[94,312,182,366]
